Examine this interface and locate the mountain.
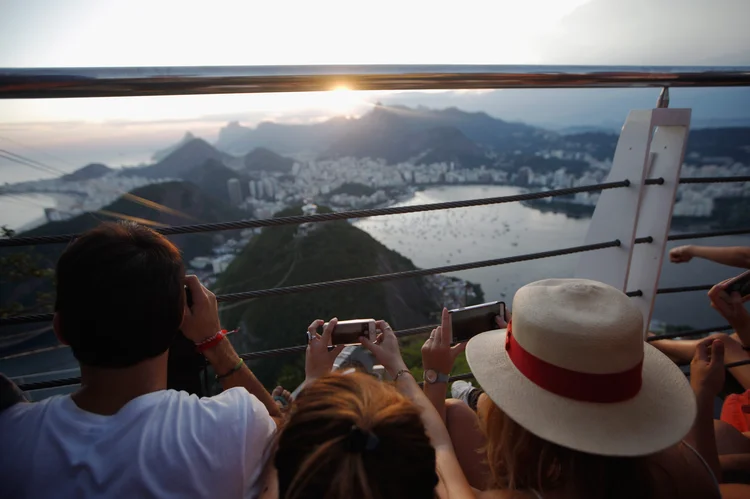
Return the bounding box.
[215,117,352,155]
[152,132,196,162]
[184,158,252,202]
[17,181,245,261]
[133,138,232,179]
[243,147,295,173]
[61,163,112,182]
[560,127,750,164]
[215,205,441,386]
[0,180,247,346]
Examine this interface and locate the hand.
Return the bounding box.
[670,246,694,263]
[360,320,407,378]
[421,308,466,375]
[304,319,345,382]
[690,337,725,400]
[181,275,222,343]
[708,281,750,331]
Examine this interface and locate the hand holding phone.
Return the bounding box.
[449,301,506,345]
[320,319,377,345]
[723,270,750,298]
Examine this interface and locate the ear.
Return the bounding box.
[53,312,69,345]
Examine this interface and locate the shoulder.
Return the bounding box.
[165,388,276,436]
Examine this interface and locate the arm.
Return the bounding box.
[708,283,750,347]
[202,338,281,421]
[686,337,724,482]
[671,245,750,268]
[421,308,466,422]
[182,275,281,422]
[362,322,474,499]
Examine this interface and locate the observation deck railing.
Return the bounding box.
[2,65,750,393]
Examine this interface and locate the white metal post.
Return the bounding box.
[574,110,656,290]
[627,109,691,335]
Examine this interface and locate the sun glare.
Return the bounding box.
[322,86,362,115]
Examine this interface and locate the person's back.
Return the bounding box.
[0,222,280,498]
[0,387,272,498]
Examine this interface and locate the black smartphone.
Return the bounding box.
[449,301,506,344]
[724,270,750,298]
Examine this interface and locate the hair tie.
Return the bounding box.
[346,425,379,453]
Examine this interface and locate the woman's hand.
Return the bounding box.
[360,320,408,378]
[304,318,345,382]
[421,308,466,375]
[690,336,725,400]
[670,245,694,263]
[708,281,750,332]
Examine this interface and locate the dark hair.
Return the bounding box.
[55,222,185,368]
[275,372,438,499]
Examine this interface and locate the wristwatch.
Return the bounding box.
[423,369,450,384]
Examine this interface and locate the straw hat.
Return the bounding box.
[466,278,696,457]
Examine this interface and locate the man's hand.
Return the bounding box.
[708,281,750,331]
[304,319,345,382]
[670,245,694,263]
[361,320,408,378]
[181,275,221,344]
[690,337,725,400]
[421,308,466,375]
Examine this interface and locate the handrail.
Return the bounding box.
[2,65,750,99]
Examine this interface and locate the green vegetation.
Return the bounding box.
[215,205,440,388]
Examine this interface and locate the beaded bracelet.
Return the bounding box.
[216,359,245,381]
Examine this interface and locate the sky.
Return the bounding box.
[0,0,749,180]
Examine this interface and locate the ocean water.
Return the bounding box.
[354,185,750,329]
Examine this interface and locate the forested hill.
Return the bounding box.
[215,205,441,387]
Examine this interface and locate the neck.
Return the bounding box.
[72,351,169,415]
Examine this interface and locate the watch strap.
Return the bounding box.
[424,369,450,384]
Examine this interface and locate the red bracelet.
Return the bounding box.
[196,330,227,353]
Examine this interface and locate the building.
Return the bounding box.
[227,178,243,206]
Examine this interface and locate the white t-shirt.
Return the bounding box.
[0,387,276,499]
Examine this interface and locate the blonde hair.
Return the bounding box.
[274,372,438,499]
[481,401,667,498]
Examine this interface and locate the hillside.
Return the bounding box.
[215,205,441,387]
[152,132,196,162]
[1,181,246,319]
[62,163,112,182]
[324,106,491,167]
[130,138,232,179]
[184,158,252,202]
[561,128,750,163]
[243,147,295,173]
[216,117,353,155]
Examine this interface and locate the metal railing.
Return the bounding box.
[1,65,750,99]
[3,65,750,391]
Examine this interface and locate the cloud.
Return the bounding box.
[534,0,750,65]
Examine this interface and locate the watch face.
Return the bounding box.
[425,370,437,383]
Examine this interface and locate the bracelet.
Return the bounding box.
[196,330,226,353]
[216,359,245,381]
[393,369,412,382]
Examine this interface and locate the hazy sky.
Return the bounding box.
[0,0,748,179]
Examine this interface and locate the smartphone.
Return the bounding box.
[449,301,506,344]
[724,270,750,298]
[323,319,377,345]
